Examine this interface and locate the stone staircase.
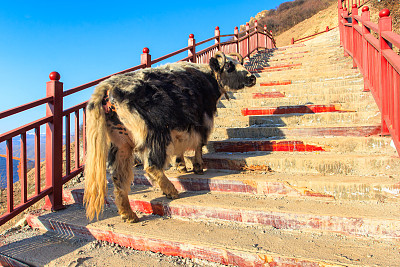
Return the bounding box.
[16,29,400,266]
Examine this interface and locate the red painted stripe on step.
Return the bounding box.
[260,80,291,86]
[249,63,302,73]
[241,104,343,116]
[212,140,326,153]
[262,63,302,71]
[128,199,399,239]
[26,213,323,267]
[252,92,285,99]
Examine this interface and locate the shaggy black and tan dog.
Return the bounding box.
[84,52,256,222]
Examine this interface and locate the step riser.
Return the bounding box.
[231,82,364,95]
[248,54,352,66]
[61,188,400,240]
[210,125,382,140]
[214,112,381,128]
[253,67,360,78]
[64,170,400,203]
[250,64,355,75]
[240,105,346,116]
[132,202,399,240]
[203,155,400,177]
[222,93,375,105]
[206,137,394,154]
[26,213,334,267]
[256,75,363,85]
[216,104,376,116]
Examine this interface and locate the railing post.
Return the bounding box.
[361,6,370,92]
[264,25,268,49]
[44,71,64,211]
[351,4,358,68]
[343,7,349,56]
[378,8,392,136]
[270,30,274,48]
[234,26,239,54]
[338,0,343,46]
[215,26,221,51]
[255,20,259,51]
[141,47,151,68]
[188,34,196,63]
[246,22,250,57]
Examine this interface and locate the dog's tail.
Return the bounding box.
[84,82,111,221]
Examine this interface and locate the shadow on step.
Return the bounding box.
[244,49,275,76]
[225,105,317,140]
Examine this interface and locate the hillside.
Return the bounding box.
[243,0,400,47]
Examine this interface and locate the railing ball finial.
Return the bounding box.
[246,22,249,26]
[235,26,238,30]
[49,71,60,81]
[379,8,390,18]
[143,47,150,54]
[189,33,194,38]
[215,26,219,30]
[352,3,357,8]
[362,6,369,12]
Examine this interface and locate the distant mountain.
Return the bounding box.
[0,157,35,189]
[0,133,46,161]
[0,133,73,189]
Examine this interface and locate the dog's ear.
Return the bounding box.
[209,57,220,73]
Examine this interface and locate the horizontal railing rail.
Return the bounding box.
[0,24,276,226]
[338,0,400,156]
[291,26,338,44]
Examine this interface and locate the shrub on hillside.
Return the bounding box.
[241,0,336,35]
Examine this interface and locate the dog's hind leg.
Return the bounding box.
[145,165,179,199]
[192,144,204,174]
[107,142,139,223]
[174,154,187,173]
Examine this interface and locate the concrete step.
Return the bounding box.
[227,90,368,101]
[210,125,382,140]
[206,136,395,154]
[201,151,400,176]
[26,204,400,266]
[248,50,351,65]
[218,95,377,109]
[216,101,378,116]
[213,111,381,128]
[63,168,399,203]
[255,71,362,83]
[249,61,357,75]
[63,185,400,240]
[238,79,365,94]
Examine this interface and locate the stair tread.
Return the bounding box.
[124,188,400,221]
[27,204,400,266]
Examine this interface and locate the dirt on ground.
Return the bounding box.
[274,2,339,47]
[0,221,225,267]
[275,0,400,47]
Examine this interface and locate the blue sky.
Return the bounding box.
[0,0,288,134]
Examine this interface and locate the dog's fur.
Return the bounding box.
[84,52,256,222]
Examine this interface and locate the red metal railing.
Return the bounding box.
[291,26,337,44]
[338,0,400,156]
[341,0,371,13]
[0,25,275,226]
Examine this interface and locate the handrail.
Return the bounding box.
[0,96,53,119]
[291,26,337,44]
[63,64,146,97]
[338,0,400,157]
[0,24,276,226]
